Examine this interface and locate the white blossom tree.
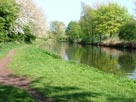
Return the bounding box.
[14,0,48,38]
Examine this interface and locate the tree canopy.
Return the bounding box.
[73,2,131,44]
[0,0,19,42]
[14,0,48,38]
[50,21,66,40]
[119,20,136,42]
[80,3,96,43]
[66,21,83,42]
[0,0,49,43]
[94,3,129,38]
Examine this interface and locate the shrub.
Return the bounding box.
[119,21,136,42]
[0,0,19,42]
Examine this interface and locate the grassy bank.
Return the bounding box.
[9,43,136,102]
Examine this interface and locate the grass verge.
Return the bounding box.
[9,43,136,102]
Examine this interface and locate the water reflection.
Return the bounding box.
[41,42,136,79]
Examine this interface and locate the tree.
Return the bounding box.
[14,0,48,38]
[94,3,130,41]
[119,20,136,42]
[79,2,130,44]
[50,21,66,40]
[80,3,96,43]
[66,21,83,42]
[0,0,19,42]
[0,0,39,43]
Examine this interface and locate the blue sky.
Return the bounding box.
[33,0,135,25]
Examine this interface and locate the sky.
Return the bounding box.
[32,0,135,25]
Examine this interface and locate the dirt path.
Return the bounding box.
[0,49,46,102]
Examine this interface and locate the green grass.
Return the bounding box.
[0,85,34,102]
[9,43,136,102]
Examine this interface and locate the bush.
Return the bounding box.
[23,26,36,43]
[119,21,136,42]
[0,0,19,42]
[66,21,83,43]
[0,0,36,43]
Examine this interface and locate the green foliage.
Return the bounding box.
[50,21,66,40]
[8,25,36,43]
[0,0,36,43]
[78,2,131,44]
[23,26,36,43]
[66,21,83,42]
[0,0,19,42]
[0,85,34,102]
[119,20,136,41]
[80,3,96,43]
[9,43,136,102]
[94,3,129,39]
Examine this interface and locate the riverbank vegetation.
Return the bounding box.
[8,42,136,102]
[0,0,49,44]
[49,21,67,41]
[15,0,48,38]
[64,2,136,48]
[0,0,19,42]
[1,0,136,46]
[0,0,37,43]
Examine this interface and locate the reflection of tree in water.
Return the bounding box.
[42,41,68,58]
[100,47,123,57]
[83,47,121,75]
[67,45,121,75]
[118,54,136,73]
[66,44,86,62]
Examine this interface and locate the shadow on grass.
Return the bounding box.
[107,97,136,102]
[30,77,136,102]
[30,78,102,102]
[0,85,34,102]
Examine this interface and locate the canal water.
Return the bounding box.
[41,42,136,79]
